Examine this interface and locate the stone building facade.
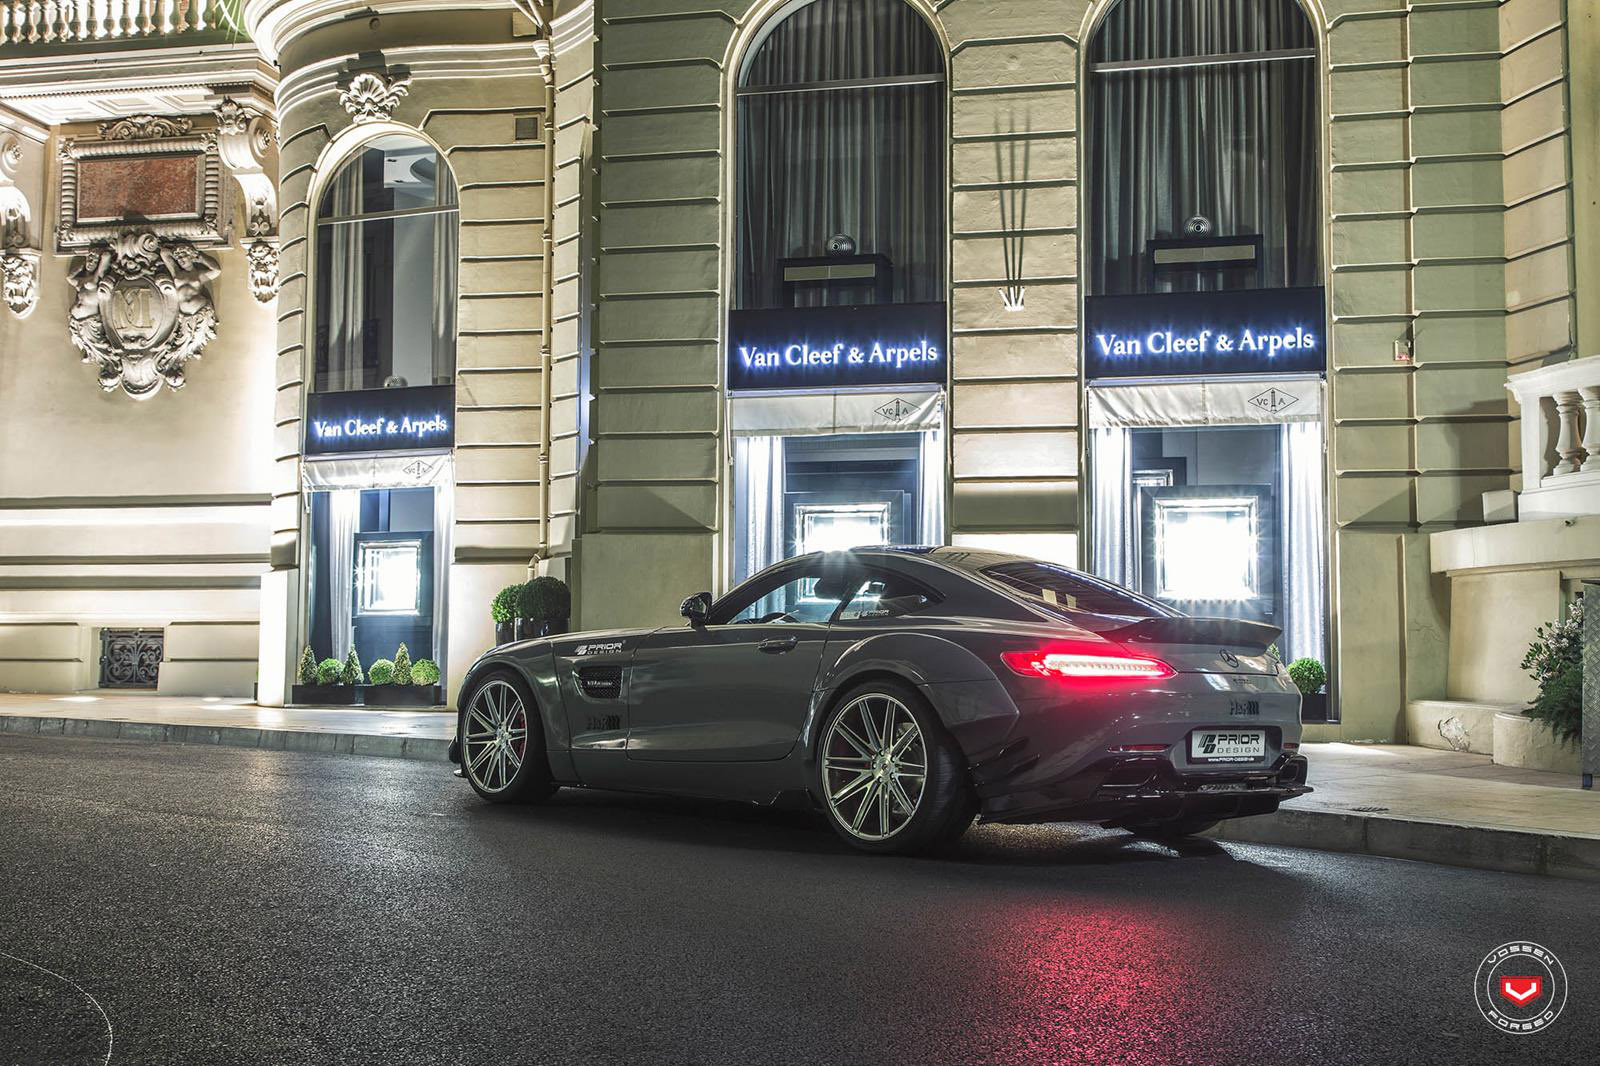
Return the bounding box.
[0,0,1593,752]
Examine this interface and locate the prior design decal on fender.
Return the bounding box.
[574,641,625,656]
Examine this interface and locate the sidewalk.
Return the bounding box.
[1211,742,1600,881]
[0,691,453,760]
[2,693,1596,880]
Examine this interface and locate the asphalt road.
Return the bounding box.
[0,735,1592,1066]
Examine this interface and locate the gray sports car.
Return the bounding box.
[450,546,1311,854]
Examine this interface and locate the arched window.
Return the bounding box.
[736,0,945,308]
[1087,0,1320,295]
[312,134,459,392]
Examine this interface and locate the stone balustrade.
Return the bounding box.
[1507,353,1600,520]
[0,0,229,44]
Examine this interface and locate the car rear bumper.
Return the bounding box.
[974,750,1312,826]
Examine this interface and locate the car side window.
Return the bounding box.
[715,567,852,625]
[836,573,937,622]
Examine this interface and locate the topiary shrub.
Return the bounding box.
[342,647,364,686]
[1521,598,1584,745]
[368,658,395,685]
[412,659,440,686]
[297,646,318,685]
[518,575,571,624]
[1287,658,1326,696]
[392,643,413,686]
[491,584,523,625]
[316,657,343,685]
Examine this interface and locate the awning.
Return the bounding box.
[1087,377,1322,428]
[300,452,453,492]
[730,389,944,437]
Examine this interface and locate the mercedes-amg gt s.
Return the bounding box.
[449,547,1311,854]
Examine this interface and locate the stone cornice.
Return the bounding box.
[277,42,550,118]
[243,0,533,64]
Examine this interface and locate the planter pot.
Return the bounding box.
[1298,692,1329,723]
[362,683,443,708]
[1492,711,1581,774]
[291,684,360,706]
[494,621,515,646]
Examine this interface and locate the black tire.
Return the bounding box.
[814,678,975,855]
[459,669,557,804]
[1125,817,1218,841]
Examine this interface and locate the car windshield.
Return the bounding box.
[979,561,1176,619]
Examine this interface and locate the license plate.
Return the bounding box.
[1189,730,1265,763]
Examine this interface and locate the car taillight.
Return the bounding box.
[1000,643,1176,682]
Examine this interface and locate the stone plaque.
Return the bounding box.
[76,154,199,222]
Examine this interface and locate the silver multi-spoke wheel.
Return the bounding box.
[463,678,529,794]
[821,692,928,842]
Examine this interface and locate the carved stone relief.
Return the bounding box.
[339,70,411,123]
[0,133,37,318]
[67,229,221,399]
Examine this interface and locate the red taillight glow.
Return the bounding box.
[1283,742,1300,751]
[1000,644,1176,682]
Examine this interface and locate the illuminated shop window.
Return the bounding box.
[313,135,459,393]
[1152,495,1259,602]
[358,539,423,615]
[795,501,892,556]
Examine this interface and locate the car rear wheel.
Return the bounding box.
[461,671,557,804]
[1125,817,1218,841]
[816,679,974,855]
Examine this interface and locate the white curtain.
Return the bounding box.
[431,478,453,684]
[323,168,365,391]
[1280,421,1326,663]
[432,173,459,383]
[326,489,361,661]
[733,435,786,584]
[918,424,946,547]
[1090,426,1136,588]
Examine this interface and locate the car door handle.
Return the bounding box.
[758,636,799,653]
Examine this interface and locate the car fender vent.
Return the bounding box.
[576,665,622,699]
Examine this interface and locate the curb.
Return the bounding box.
[1208,805,1600,883]
[0,714,451,763]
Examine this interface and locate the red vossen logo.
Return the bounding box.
[1499,977,1543,1005]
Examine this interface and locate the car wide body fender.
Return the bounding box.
[455,639,569,777]
[804,627,1022,777]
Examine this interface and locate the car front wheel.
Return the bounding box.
[460,671,557,804]
[815,679,974,855]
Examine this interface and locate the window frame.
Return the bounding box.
[307,132,461,396]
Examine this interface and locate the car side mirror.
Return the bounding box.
[680,591,712,626]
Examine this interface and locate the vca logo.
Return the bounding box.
[875,397,917,423]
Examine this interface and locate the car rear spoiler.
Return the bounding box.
[1105,617,1282,653]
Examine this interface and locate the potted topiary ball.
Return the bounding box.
[518,575,571,637]
[292,652,361,705]
[410,659,443,703]
[492,583,522,646]
[1287,657,1328,721]
[364,643,440,706]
